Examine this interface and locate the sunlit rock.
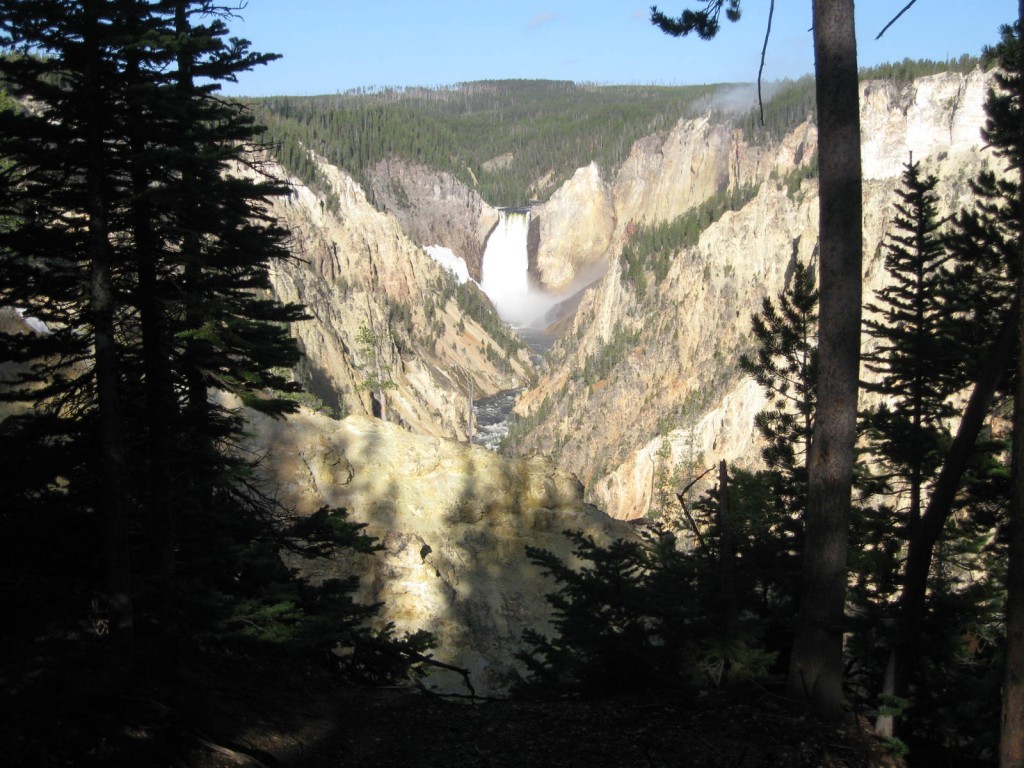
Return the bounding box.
[250,409,635,696]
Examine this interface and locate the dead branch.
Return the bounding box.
[407,653,479,701]
[757,0,776,127]
[876,1,918,40]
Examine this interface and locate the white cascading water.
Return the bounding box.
[424,244,473,285]
[479,209,535,326]
[479,206,605,333]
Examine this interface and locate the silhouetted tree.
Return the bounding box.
[856,160,993,740]
[995,5,1024,763]
[0,0,322,676]
[653,0,863,721]
[739,260,818,515]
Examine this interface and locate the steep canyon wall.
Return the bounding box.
[513,70,996,519]
[261,157,531,440]
[271,70,995,521]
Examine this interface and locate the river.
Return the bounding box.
[471,326,557,451]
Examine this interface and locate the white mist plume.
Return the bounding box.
[700,81,786,115]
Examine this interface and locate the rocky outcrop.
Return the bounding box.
[250,409,636,695]
[612,116,735,231]
[513,70,998,519]
[860,69,991,180]
[366,159,498,279]
[262,156,531,440]
[532,163,616,291]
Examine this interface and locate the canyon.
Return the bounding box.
[269,69,995,521]
[236,69,1002,692]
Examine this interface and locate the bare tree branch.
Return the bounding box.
[876,0,918,40]
[757,0,776,127]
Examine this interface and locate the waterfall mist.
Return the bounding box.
[480,208,569,328]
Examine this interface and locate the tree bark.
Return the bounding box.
[126,39,177,645]
[788,0,861,723]
[175,2,214,518]
[716,460,738,635]
[85,2,132,647]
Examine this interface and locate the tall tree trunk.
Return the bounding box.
[126,42,177,646]
[716,460,738,635]
[85,2,132,648]
[174,1,215,520]
[1002,5,1024,764]
[788,0,861,723]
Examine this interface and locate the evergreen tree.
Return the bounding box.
[739,260,818,515]
[355,319,396,421]
[0,0,146,646]
[852,70,1015,757]
[985,8,1024,763]
[853,160,964,740]
[736,262,817,668]
[862,160,958,527]
[0,2,402,706]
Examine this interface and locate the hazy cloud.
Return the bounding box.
[528,12,556,30]
[698,82,786,115]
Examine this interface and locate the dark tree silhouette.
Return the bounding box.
[0,0,342,682]
[653,0,862,721]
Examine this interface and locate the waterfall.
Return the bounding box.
[479,206,603,330]
[480,209,534,325]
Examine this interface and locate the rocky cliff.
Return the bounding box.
[248,408,635,695]
[511,69,996,519]
[365,159,499,279]
[261,156,531,440]
[267,70,995,520]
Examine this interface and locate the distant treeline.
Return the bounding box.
[737,55,983,143]
[251,80,726,207]
[252,57,981,209]
[860,53,981,83]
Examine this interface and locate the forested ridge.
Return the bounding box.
[252,79,727,207]
[252,55,980,210]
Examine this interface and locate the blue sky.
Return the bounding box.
[219,1,1019,97]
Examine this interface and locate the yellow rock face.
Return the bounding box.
[250,409,635,695]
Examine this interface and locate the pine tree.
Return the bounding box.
[0,0,349,681]
[987,8,1024,763]
[0,0,146,646]
[854,160,962,739]
[739,259,818,514]
[862,160,957,527]
[355,319,396,421]
[855,51,1018,754]
[738,261,817,665]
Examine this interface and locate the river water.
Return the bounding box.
[471,326,557,451]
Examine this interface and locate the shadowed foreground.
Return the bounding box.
[2,648,897,768]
